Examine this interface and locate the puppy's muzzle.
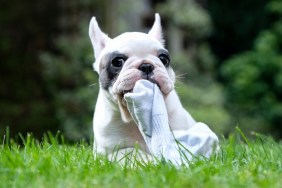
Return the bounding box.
[138,63,154,79]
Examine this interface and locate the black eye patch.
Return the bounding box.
[157,49,170,67]
[109,52,128,72]
[99,52,128,90]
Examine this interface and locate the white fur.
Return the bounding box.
[148,13,165,45]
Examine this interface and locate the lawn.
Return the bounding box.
[0,129,281,188]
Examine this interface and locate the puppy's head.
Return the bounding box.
[89,13,175,122]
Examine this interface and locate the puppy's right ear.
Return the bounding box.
[148,13,164,46]
[89,17,111,70]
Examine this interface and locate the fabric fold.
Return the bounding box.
[124,80,219,165]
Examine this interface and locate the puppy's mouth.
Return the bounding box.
[120,78,160,96]
[147,78,161,88]
[118,79,161,106]
[121,89,133,95]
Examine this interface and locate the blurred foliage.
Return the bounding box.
[40,23,98,141]
[208,0,272,63]
[158,0,212,38]
[38,0,104,141]
[0,0,101,140]
[0,0,60,137]
[221,0,282,137]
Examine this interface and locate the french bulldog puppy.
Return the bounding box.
[89,13,217,161]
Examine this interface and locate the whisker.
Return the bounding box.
[89,83,99,87]
[89,78,112,87]
[175,73,188,78]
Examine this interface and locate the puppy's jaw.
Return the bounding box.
[117,94,132,122]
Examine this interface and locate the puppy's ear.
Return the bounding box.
[89,17,111,70]
[148,13,164,46]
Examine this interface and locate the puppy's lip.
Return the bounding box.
[148,78,160,88]
[120,89,133,99]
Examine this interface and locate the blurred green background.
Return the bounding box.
[1,0,281,141]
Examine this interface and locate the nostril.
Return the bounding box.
[138,63,154,74]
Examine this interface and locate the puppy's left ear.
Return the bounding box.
[148,13,164,46]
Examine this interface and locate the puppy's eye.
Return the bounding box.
[112,57,126,68]
[158,53,170,66]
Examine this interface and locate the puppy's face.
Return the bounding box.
[89,14,175,121]
[100,33,175,97]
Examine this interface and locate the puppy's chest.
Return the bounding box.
[98,120,146,150]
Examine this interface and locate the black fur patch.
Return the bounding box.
[99,51,127,90]
[157,49,170,67]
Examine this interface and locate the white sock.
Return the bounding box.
[124,80,219,165]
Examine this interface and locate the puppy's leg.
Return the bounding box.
[165,90,196,130]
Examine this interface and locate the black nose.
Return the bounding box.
[138,63,154,75]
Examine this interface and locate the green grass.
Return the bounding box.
[0,130,282,188]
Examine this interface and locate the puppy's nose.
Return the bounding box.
[138,63,154,75]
